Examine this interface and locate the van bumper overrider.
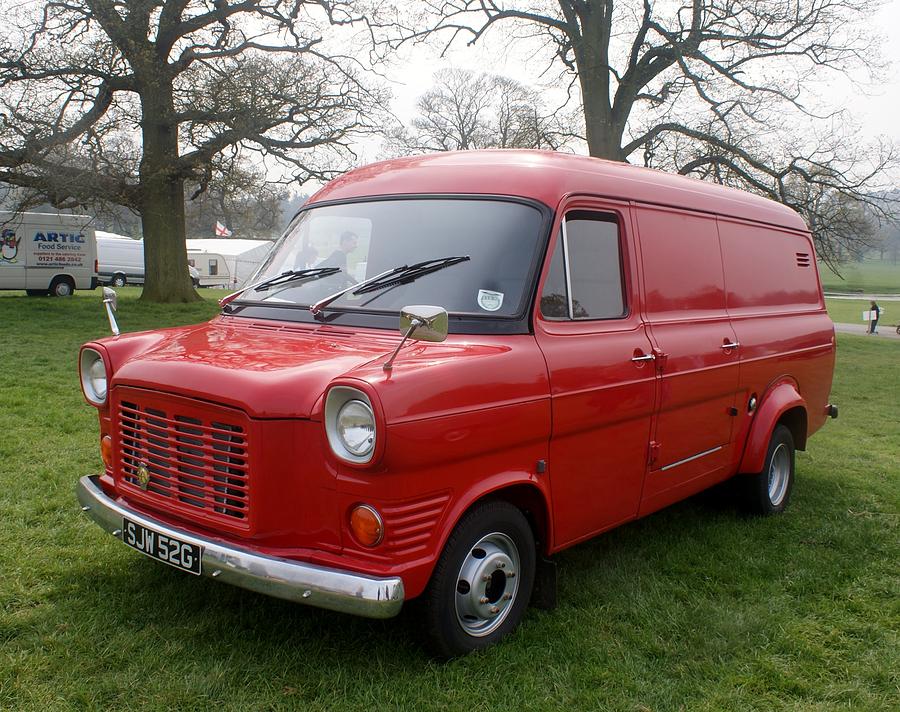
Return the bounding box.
[76,475,405,619]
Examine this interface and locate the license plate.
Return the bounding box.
[122,518,202,575]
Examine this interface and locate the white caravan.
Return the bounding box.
[186,239,272,287]
[0,212,97,296]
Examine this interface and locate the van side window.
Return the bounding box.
[209,259,218,276]
[540,212,625,320]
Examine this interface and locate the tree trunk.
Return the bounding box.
[574,13,625,161]
[581,73,625,160]
[138,82,199,303]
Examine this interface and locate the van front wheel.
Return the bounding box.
[423,500,535,657]
[742,424,795,515]
[49,277,75,297]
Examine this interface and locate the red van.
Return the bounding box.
[76,151,837,656]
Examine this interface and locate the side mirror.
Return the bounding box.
[102,287,120,336]
[399,305,448,343]
[383,305,448,371]
[102,287,117,311]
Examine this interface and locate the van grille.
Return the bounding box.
[796,252,811,267]
[118,398,250,526]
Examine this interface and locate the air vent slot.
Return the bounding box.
[796,252,811,267]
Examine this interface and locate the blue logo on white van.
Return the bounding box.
[33,232,85,243]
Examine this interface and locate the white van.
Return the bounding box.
[97,232,201,287]
[0,212,97,296]
[96,232,143,287]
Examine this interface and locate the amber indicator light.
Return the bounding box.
[349,505,384,547]
[100,435,113,469]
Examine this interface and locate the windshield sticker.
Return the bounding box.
[477,289,504,312]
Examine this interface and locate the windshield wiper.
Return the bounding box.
[219,267,341,308]
[309,256,470,315]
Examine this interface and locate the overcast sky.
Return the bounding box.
[359,1,900,180]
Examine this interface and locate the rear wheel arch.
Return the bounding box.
[738,379,806,474]
[778,406,808,451]
[49,274,75,297]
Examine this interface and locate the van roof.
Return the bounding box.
[308,150,808,232]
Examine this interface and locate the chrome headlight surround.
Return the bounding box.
[79,348,109,406]
[325,386,377,464]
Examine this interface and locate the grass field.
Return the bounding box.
[819,260,900,294]
[1,291,898,711]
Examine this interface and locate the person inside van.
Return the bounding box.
[321,230,358,285]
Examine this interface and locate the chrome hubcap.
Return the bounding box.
[768,443,790,506]
[455,532,520,637]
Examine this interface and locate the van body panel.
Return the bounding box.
[634,206,741,511]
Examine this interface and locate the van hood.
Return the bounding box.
[104,316,400,419]
[98,315,550,422]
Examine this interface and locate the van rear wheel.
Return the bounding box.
[111,274,126,287]
[423,500,535,657]
[741,424,795,515]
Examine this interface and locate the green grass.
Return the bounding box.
[819,260,900,294]
[825,298,895,326]
[1,291,898,711]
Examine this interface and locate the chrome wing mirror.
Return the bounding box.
[383,305,448,371]
[102,287,120,336]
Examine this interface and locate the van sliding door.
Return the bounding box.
[635,205,740,516]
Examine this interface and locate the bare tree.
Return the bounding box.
[184,162,287,239]
[0,1,383,302]
[386,68,578,155]
[381,1,897,262]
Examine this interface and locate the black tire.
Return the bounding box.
[25,289,48,296]
[49,277,75,297]
[423,500,535,657]
[741,424,795,516]
[111,274,127,287]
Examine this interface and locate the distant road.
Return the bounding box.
[833,322,900,340]
[825,293,900,301]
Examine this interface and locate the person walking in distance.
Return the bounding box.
[868,300,880,334]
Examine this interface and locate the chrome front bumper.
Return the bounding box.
[76,475,404,619]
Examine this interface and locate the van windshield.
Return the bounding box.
[236,198,545,318]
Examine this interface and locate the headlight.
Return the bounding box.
[325,387,377,463]
[337,400,376,456]
[80,348,108,406]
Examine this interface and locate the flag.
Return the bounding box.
[215,221,232,237]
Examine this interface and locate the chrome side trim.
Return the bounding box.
[659,445,723,472]
[76,476,404,619]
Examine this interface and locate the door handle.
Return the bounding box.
[721,341,740,350]
[631,353,656,362]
